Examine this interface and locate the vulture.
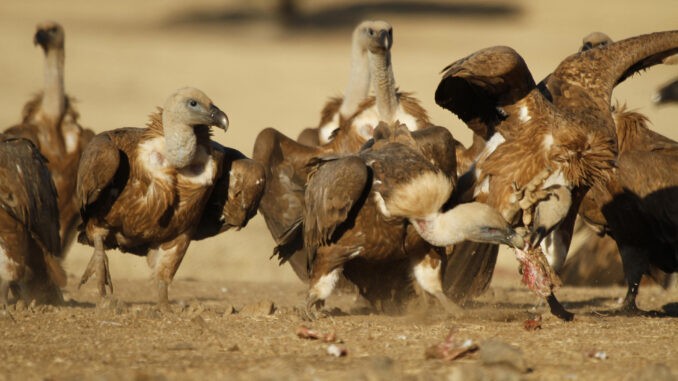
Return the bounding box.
[653,77,678,105]
[5,21,95,255]
[298,123,524,318]
[76,87,265,304]
[435,31,678,319]
[296,20,429,146]
[0,134,63,305]
[254,20,428,281]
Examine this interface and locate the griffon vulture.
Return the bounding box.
[297,123,523,319]
[434,31,678,319]
[76,87,264,304]
[0,134,63,304]
[5,21,95,255]
[297,21,429,146]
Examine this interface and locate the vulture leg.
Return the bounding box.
[78,236,113,296]
[0,278,9,305]
[546,293,575,321]
[618,245,648,314]
[147,235,191,305]
[412,250,462,315]
[302,245,356,320]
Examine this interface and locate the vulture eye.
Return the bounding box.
[368,28,374,36]
[188,99,198,108]
[50,27,58,34]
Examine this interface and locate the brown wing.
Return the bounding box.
[76,133,122,210]
[0,134,60,256]
[410,126,457,181]
[194,143,265,240]
[545,31,678,128]
[303,155,369,260]
[435,46,535,138]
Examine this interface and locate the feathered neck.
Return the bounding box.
[146,109,212,168]
[368,50,398,123]
[339,36,370,117]
[42,47,65,126]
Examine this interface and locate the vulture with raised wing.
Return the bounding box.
[76,87,264,304]
[434,31,678,319]
[298,122,523,318]
[5,21,95,255]
[0,135,63,304]
[297,20,429,146]
[254,21,428,280]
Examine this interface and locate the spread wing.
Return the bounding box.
[303,155,369,264]
[544,31,678,124]
[435,46,534,138]
[0,135,60,255]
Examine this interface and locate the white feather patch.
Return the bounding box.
[412,257,442,294]
[0,245,20,281]
[310,268,341,300]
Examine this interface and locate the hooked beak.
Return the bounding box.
[378,30,392,50]
[210,104,229,131]
[34,29,48,49]
[479,226,525,249]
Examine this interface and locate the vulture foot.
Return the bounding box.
[157,280,170,307]
[78,248,113,297]
[546,293,574,321]
[298,296,326,321]
[512,167,554,226]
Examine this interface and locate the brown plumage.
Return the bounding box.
[435,31,678,319]
[577,104,678,312]
[0,134,63,305]
[5,21,95,255]
[298,123,521,318]
[76,87,263,304]
[297,21,430,146]
[255,21,429,281]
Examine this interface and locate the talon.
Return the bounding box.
[79,248,113,297]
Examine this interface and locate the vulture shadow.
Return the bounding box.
[167,0,522,31]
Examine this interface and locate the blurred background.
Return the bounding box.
[0,0,676,285]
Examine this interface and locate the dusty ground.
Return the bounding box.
[1,0,678,379]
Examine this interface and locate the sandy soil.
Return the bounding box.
[1,0,678,379]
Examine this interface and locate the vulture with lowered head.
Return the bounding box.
[76,87,265,304]
[254,20,428,280]
[297,20,430,146]
[0,134,64,305]
[435,31,678,319]
[298,122,523,318]
[5,21,95,255]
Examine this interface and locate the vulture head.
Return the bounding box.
[412,202,525,249]
[34,20,64,53]
[354,20,387,53]
[579,32,613,52]
[162,87,229,168]
[364,21,393,54]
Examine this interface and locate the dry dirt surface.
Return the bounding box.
[1,0,678,380]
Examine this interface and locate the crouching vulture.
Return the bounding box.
[76,87,264,304]
[5,21,95,255]
[298,123,524,319]
[0,135,63,304]
[434,31,678,319]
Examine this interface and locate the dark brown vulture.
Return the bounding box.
[5,21,95,255]
[435,31,678,319]
[254,20,428,281]
[297,123,523,319]
[0,134,63,305]
[297,20,429,146]
[76,87,264,304]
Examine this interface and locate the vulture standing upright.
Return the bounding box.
[253,21,428,281]
[5,21,95,255]
[0,134,63,304]
[434,31,678,319]
[76,87,265,304]
[297,21,430,146]
[300,122,524,318]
